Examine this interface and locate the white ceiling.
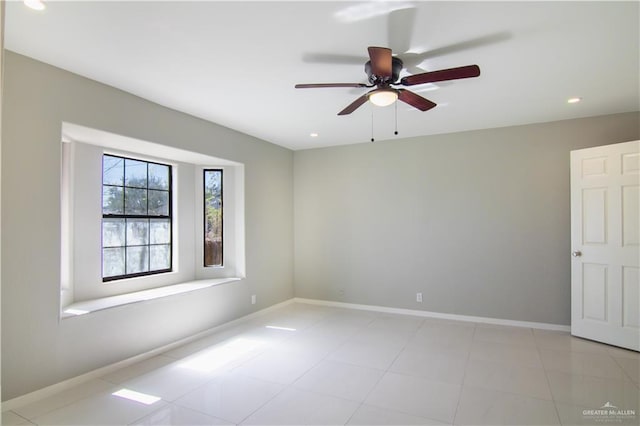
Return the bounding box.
[5,1,639,150]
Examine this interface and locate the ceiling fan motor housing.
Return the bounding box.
[365,56,404,85]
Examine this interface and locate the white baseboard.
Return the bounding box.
[1,298,294,411]
[294,297,571,332]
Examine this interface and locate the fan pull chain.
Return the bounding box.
[371,104,375,142]
[394,100,398,136]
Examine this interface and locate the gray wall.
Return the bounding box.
[1,51,294,400]
[294,112,640,326]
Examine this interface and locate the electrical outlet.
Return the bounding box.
[251,294,256,305]
[416,292,423,303]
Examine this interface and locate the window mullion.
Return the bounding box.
[124,218,128,276]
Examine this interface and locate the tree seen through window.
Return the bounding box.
[204,169,223,267]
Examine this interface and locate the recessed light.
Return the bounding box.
[567,97,582,104]
[24,0,46,11]
[310,133,319,137]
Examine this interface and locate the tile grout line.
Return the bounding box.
[313,311,383,425]
[233,307,352,425]
[450,321,477,426]
[137,307,332,426]
[15,378,120,423]
[343,317,428,425]
[610,354,640,388]
[4,410,34,425]
[533,328,564,425]
[125,402,174,426]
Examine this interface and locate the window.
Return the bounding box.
[61,123,246,308]
[102,154,172,281]
[203,169,223,267]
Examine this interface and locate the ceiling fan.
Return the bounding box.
[295,46,480,116]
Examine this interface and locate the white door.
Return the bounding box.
[571,140,639,351]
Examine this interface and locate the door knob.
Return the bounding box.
[572,251,582,257]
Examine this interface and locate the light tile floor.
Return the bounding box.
[2,303,639,425]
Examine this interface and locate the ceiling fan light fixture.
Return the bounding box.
[368,89,398,107]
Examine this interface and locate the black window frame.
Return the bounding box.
[101,154,173,282]
[203,169,223,267]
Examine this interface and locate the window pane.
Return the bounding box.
[126,246,149,274]
[102,218,125,247]
[148,163,169,190]
[204,170,222,267]
[103,186,124,215]
[125,188,147,215]
[103,247,125,277]
[204,171,222,209]
[150,245,170,270]
[125,158,147,188]
[127,219,149,246]
[103,155,124,186]
[148,190,169,216]
[150,219,170,244]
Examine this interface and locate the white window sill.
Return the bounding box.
[61,278,242,319]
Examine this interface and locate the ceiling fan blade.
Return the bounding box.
[400,64,480,86]
[397,32,510,72]
[302,52,367,65]
[368,46,393,78]
[295,83,368,89]
[388,7,416,54]
[416,32,512,61]
[397,89,437,111]
[338,94,369,115]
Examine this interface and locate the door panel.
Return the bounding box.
[571,140,640,351]
[582,263,608,322]
[581,156,608,177]
[622,152,640,175]
[622,185,639,246]
[622,267,639,328]
[582,188,608,244]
